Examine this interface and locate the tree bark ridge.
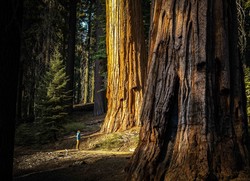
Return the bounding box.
[101,0,146,133]
[126,0,249,180]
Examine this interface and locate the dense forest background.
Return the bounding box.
[16,0,107,143]
[1,0,250,180]
[15,0,250,144]
[18,0,105,122]
[15,0,151,144]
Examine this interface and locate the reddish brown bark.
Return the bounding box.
[126,0,250,180]
[101,0,147,133]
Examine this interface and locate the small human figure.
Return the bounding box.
[76,130,81,150]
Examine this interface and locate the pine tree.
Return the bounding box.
[35,49,71,142]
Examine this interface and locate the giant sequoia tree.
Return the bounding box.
[127,0,250,180]
[101,0,147,133]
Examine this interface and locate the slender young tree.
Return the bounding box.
[101,0,147,133]
[17,0,68,123]
[127,0,250,180]
[35,49,70,142]
[83,0,93,104]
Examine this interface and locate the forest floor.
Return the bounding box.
[13,111,139,181]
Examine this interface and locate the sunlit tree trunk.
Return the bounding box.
[83,60,90,104]
[127,0,250,180]
[101,0,147,133]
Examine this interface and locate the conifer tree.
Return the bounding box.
[35,49,71,142]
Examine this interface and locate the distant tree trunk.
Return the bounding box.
[66,0,77,111]
[83,0,93,104]
[101,0,147,133]
[126,0,250,180]
[16,57,24,124]
[94,58,106,116]
[83,58,90,104]
[91,66,95,103]
[75,57,82,104]
[0,0,22,179]
[94,0,106,116]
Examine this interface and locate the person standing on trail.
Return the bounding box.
[76,130,81,150]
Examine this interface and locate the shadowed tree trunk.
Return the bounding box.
[0,0,22,179]
[101,0,147,133]
[126,0,250,180]
[83,0,93,104]
[66,0,77,112]
[94,0,107,116]
[94,58,106,116]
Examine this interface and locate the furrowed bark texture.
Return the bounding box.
[101,0,146,133]
[127,0,250,180]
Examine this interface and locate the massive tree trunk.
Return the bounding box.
[101,0,147,133]
[0,0,22,179]
[126,0,250,180]
[66,0,77,111]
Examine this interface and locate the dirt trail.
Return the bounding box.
[14,150,132,181]
[13,112,138,181]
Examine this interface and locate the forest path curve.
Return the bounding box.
[14,148,133,181]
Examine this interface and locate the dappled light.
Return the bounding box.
[13,112,139,180]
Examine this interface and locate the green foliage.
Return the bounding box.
[20,0,70,123]
[63,122,85,135]
[92,34,107,61]
[94,133,124,150]
[245,0,250,8]
[92,0,107,61]
[244,0,250,66]
[35,49,71,143]
[244,67,250,117]
[90,132,139,151]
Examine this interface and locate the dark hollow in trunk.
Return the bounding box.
[126,0,250,180]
